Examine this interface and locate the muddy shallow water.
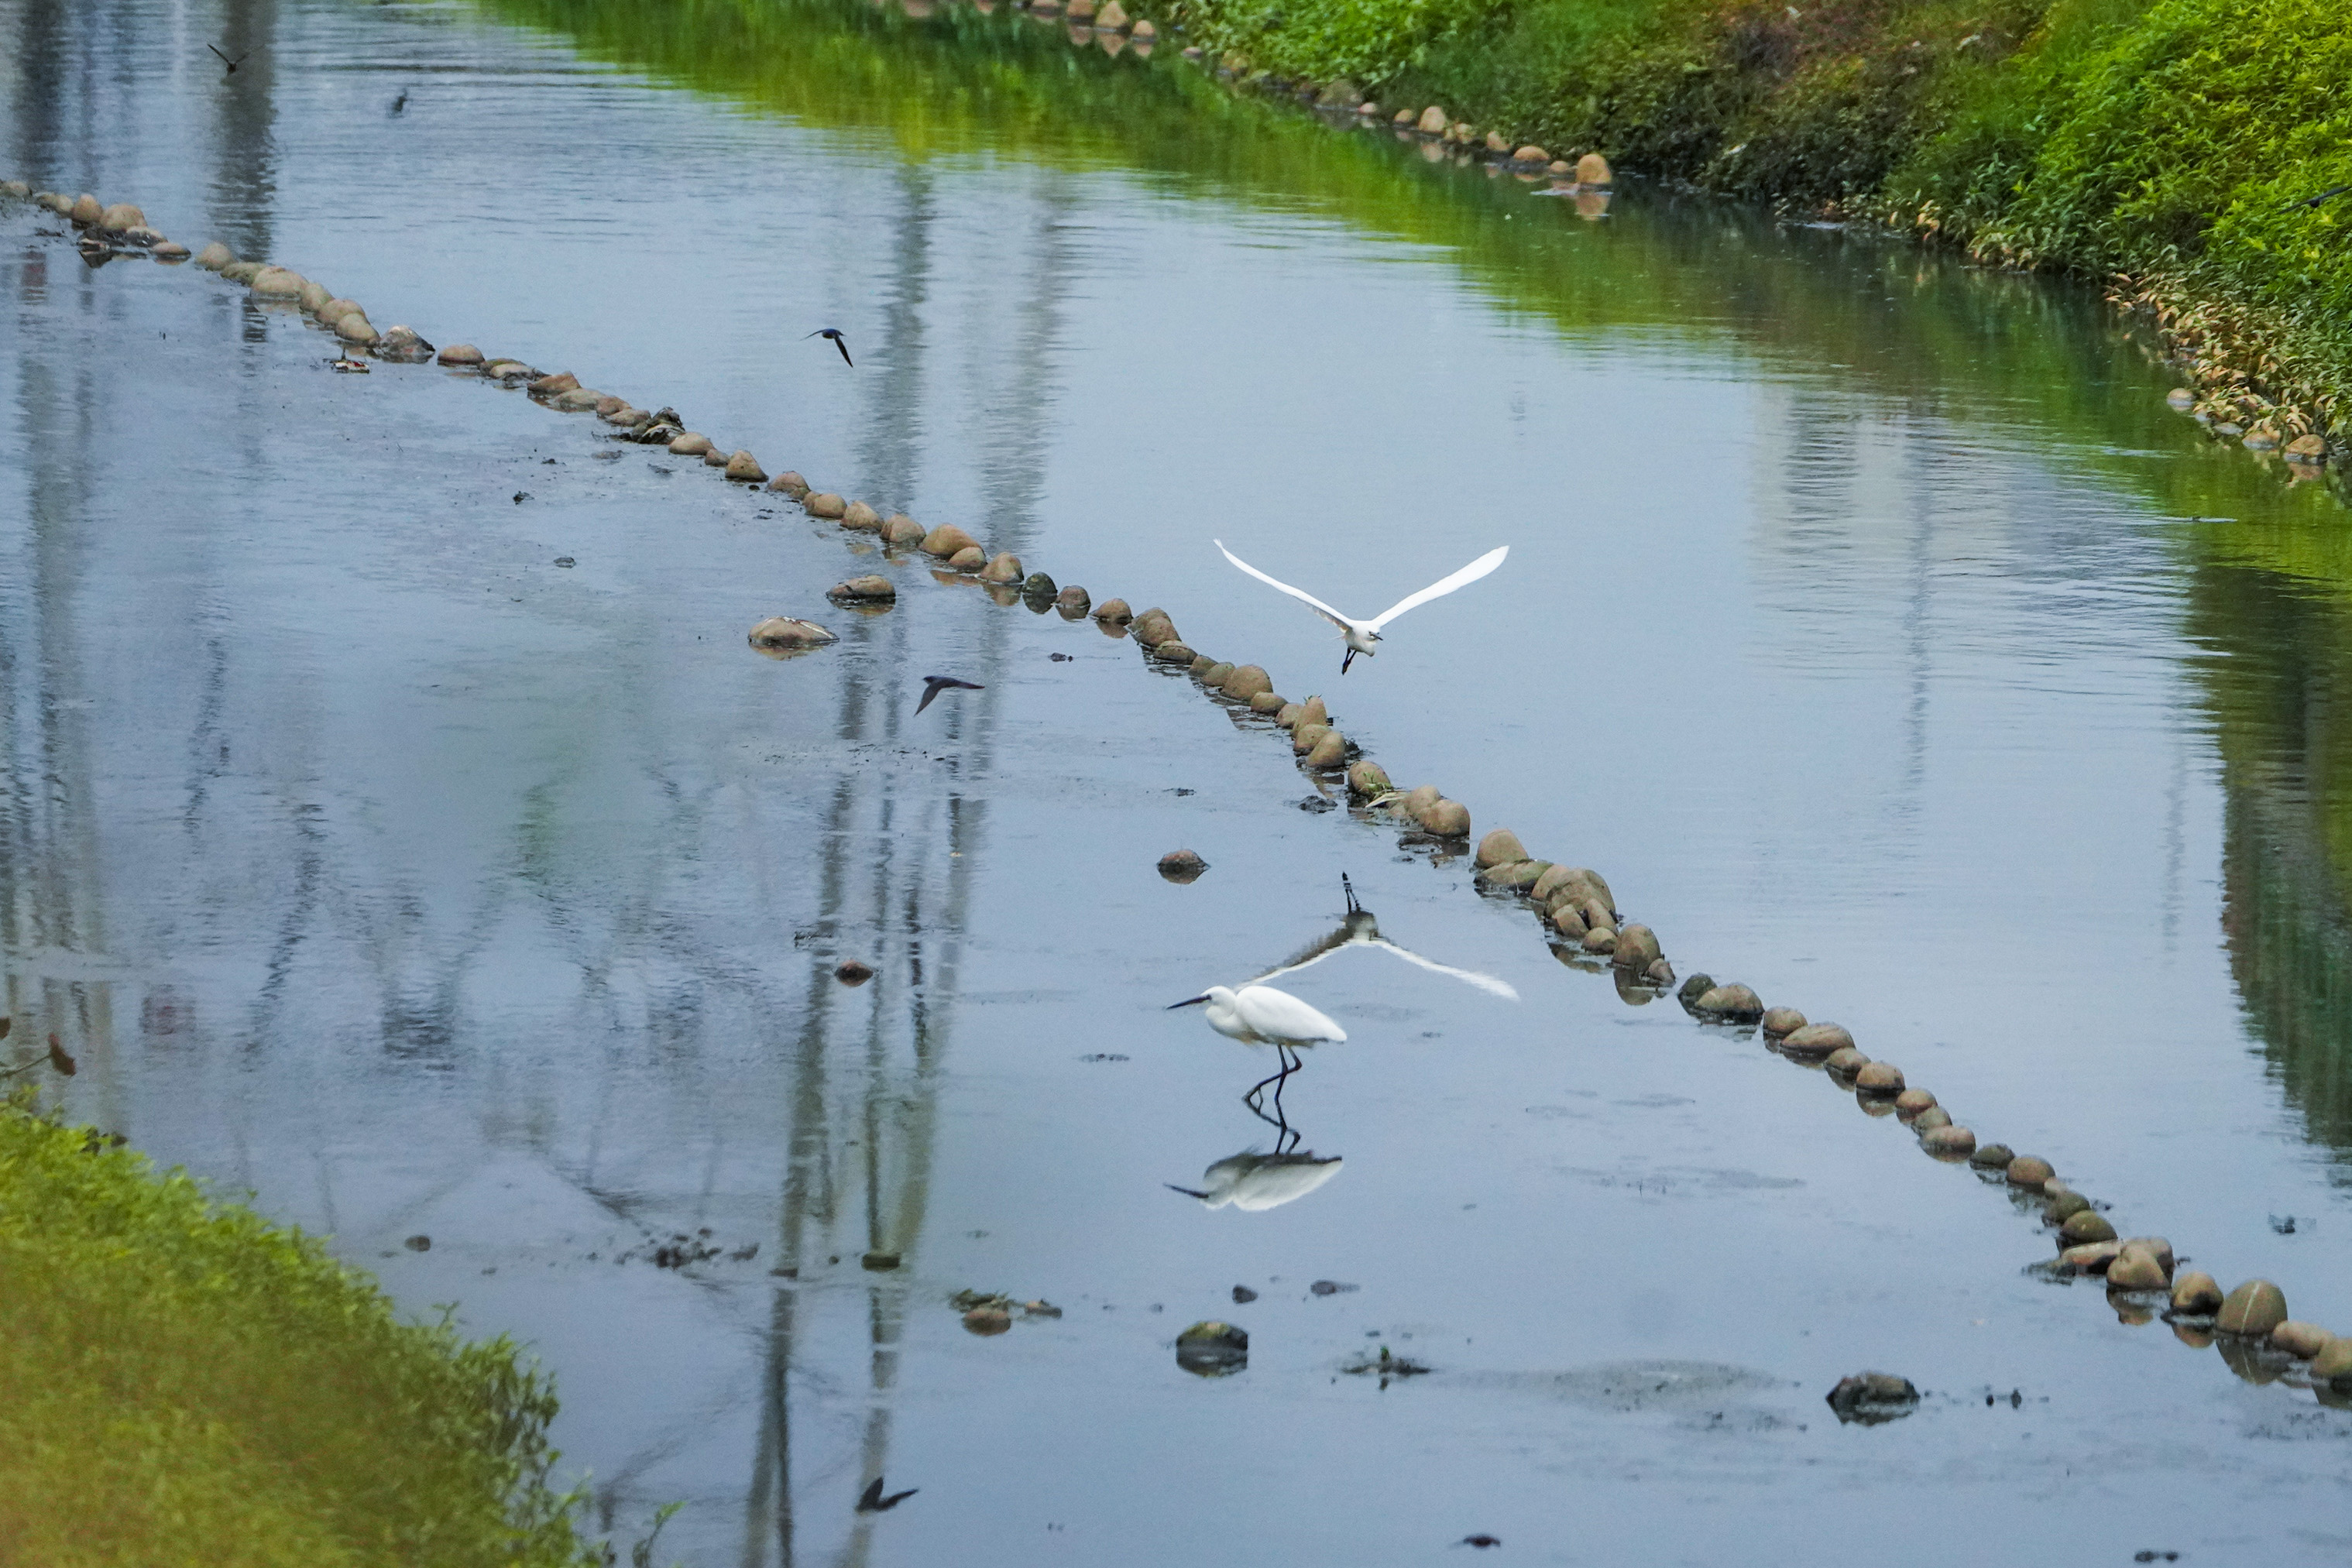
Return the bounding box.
[5,0,2352,1561]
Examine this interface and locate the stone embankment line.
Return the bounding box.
[7,170,2343,1408]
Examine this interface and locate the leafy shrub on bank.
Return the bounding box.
[0,1093,598,1568]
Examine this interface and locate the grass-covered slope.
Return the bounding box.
[0,1093,597,1568]
[1167,0,2352,430]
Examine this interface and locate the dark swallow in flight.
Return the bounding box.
[915,675,984,715]
[2283,184,2351,211]
[805,328,853,366]
[207,43,254,74]
[856,1476,918,1512]
[390,87,410,115]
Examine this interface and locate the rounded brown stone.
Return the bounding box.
[921,523,981,558]
[2216,1279,2288,1337]
[1056,585,1091,616]
[2059,1240,2123,1274]
[553,389,603,412]
[1760,1006,1805,1037]
[769,472,812,498]
[827,575,897,602]
[1910,1106,1952,1132]
[1919,1125,1976,1158]
[528,371,580,396]
[1575,151,1612,185]
[671,433,716,457]
[1894,1088,1936,1117]
[151,241,191,260]
[842,500,882,530]
[2006,1155,2055,1189]
[1855,1062,1904,1094]
[593,395,632,418]
[1346,760,1392,798]
[2124,1236,2174,1275]
[947,546,987,572]
[1091,598,1133,623]
[1249,691,1286,713]
[747,617,838,649]
[248,265,304,298]
[2170,1271,2224,1316]
[1968,1142,2015,1169]
[1580,925,1618,954]
[437,343,486,366]
[2311,1337,2352,1385]
[1422,799,1471,837]
[1291,722,1331,756]
[2045,1190,2092,1223]
[1151,641,1195,664]
[194,241,234,269]
[724,451,766,482]
[1475,829,1528,869]
[1780,1023,1852,1061]
[834,959,874,985]
[1551,904,1588,940]
[1304,730,1348,769]
[1157,849,1208,883]
[1198,662,1234,686]
[1131,611,1179,647]
[1694,983,1764,1021]
[2269,1321,2334,1360]
[69,193,101,226]
[335,315,379,346]
[1610,924,1661,970]
[979,552,1025,584]
[1823,1047,1869,1076]
[2058,1209,2116,1246]
[963,1306,1012,1336]
[1396,784,1440,818]
[2105,1244,2170,1291]
[1222,664,1272,701]
[884,515,927,547]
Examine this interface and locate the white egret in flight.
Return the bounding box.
[1214,539,1509,673]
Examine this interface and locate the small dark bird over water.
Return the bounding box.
[206,43,253,74]
[2283,184,2351,211]
[915,675,983,715]
[805,328,853,366]
[856,1476,918,1512]
[390,87,410,114]
[1454,1536,1502,1549]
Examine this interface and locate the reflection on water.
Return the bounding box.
[8,0,2352,1559]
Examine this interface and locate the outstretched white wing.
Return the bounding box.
[1215,540,1360,631]
[1365,545,1509,633]
[1365,937,1520,1000]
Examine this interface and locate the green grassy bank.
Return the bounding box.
[1166,0,2352,443]
[0,1091,599,1568]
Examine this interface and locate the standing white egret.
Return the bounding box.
[1214,539,1509,673]
[1167,983,1345,1111]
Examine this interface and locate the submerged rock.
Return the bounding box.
[1918,1124,1975,1158]
[979,552,1025,584]
[834,959,874,985]
[1158,849,1208,883]
[1610,924,1661,970]
[1575,152,1613,186]
[2058,1210,2117,1246]
[884,516,928,547]
[1303,730,1348,769]
[2269,1321,2333,1360]
[1175,1320,1248,1375]
[552,389,603,412]
[376,325,434,362]
[842,500,882,530]
[2310,1336,2352,1387]
[1417,105,1448,134]
[770,472,812,498]
[1908,1106,1952,1132]
[437,342,485,367]
[1825,1372,1918,1425]
[334,315,380,347]
[528,371,580,396]
[1967,1143,2015,1170]
[1894,1088,1936,1118]
[1092,598,1133,623]
[747,617,838,650]
[1249,691,1286,713]
[2107,1239,2168,1290]
[947,546,987,572]
[670,433,716,457]
[805,493,851,519]
[827,575,896,602]
[1346,760,1392,798]
[1056,585,1091,616]
[69,193,102,226]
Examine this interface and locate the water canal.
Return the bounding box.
[4,0,2351,1561]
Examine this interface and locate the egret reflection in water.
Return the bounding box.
[1169,1148,1345,1212]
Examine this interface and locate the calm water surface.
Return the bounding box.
[5,0,2352,1562]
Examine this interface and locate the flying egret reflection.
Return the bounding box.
[1252,876,1519,1001]
[1169,1148,1344,1212]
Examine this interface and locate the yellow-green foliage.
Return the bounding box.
[0,1094,595,1568]
[1173,0,2352,413]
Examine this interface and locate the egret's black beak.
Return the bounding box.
[1164,1184,1211,1199]
[1167,995,1210,1010]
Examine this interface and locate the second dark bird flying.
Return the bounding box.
[856,1476,918,1512]
[806,328,853,366]
[916,676,984,715]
